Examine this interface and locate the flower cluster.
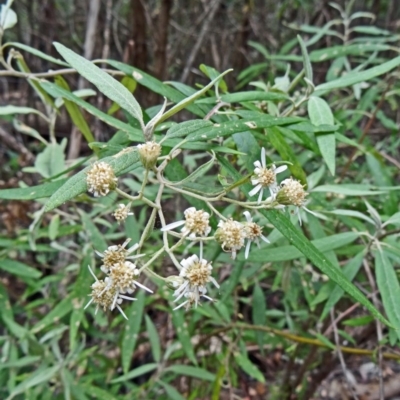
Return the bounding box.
[83,142,315,317]
[85,239,151,319]
[171,254,219,310]
[86,161,118,197]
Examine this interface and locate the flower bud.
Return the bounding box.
[137,141,161,169]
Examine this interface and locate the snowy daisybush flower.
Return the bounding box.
[84,267,136,320]
[276,177,307,207]
[249,147,287,203]
[242,211,270,259]
[276,177,316,224]
[95,239,143,274]
[215,218,246,260]
[106,261,153,295]
[173,254,219,310]
[113,204,133,223]
[86,161,118,197]
[161,207,211,238]
[137,141,161,169]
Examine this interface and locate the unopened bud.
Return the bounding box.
[137,141,161,169]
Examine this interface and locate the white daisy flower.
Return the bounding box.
[95,239,144,274]
[276,177,317,224]
[215,218,246,260]
[84,266,137,320]
[161,207,211,238]
[173,253,219,310]
[112,203,133,223]
[249,147,287,203]
[242,211,270,259]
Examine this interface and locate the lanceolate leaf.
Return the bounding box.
[39,81,144,141]
[314,55,400,94]
[0,179,67,200]
[308,96,336,175]
[374,250,400,340]
[45,147,139,211]
[216,154,389,326]
[54,42,144,128]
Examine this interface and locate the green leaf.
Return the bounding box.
[0,258,41,279]
[55,76,95,144]
[44,147,139,211]
[314,55,400,95]
[297,35,313,82]
[314,333,335,350]
[0,105,48,121]
[0,355,41,370]
[121,290,145,374]
[157,381,186,400]
[312,184,389,196]
[307,96,335,175]
[252,284,266,353]
[164,365,215,381]
[245,232,359,262]
[234,353,265,383]
[268,127,307,184]
[6,366,60,400]
[80,211,108,251]
[171,152,215,186]
[186,115,301,142]
[374,250,400,340]
[158,69,233,124]
[54,42,143,127]
[107,75,137,115]
[0,179,67,200]
[171,309,197,365]
[145,314,161,363]
[217,154,390,326]
[197,91,288,104]
[106,60,209,118]
[31,296,73,333]
[39,81,143,141]
[166,120,213,139]
[319,252,364,319]
[3,42,69,66]
[35,141,66,178]
[111,363,158,383]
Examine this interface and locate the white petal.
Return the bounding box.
[127,242,139,253]
[119,295,137,301]
[249,184,262,197]
[199,241,203,261]
[243,211,252,222]
[209,276,220,289]
[161,220,185,232]
[84,298,94,310]
[253,160,262,169]
[116,305,128,320]
[87,265,98,281]
[275,165,288,174]
[134,281,153,293]
[261,147,266,168]
[245,240,251,259]
[173,300,188,310]
[251,178,260,185]
[261,235,270,244]
[257,189,264,204]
